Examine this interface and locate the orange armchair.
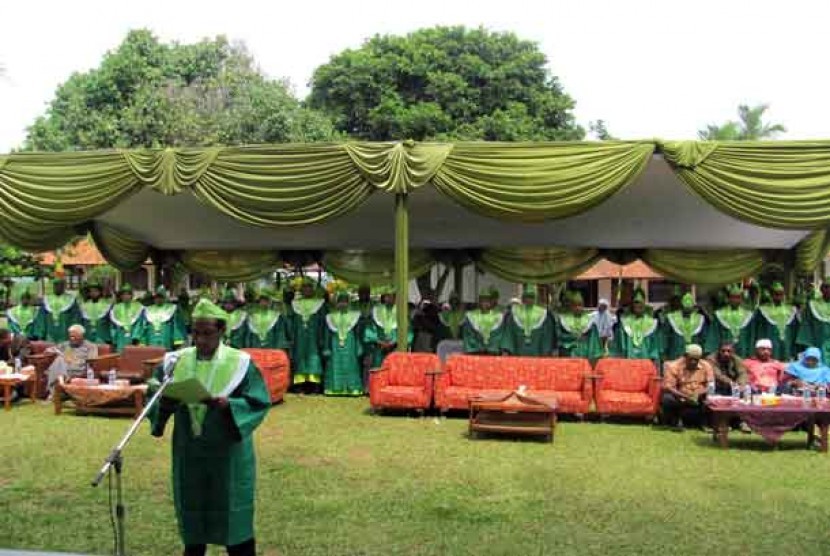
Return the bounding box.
[593,358,661,419]
[369,352,441,411]
[242,348,291,403]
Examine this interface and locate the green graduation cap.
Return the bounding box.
[633,289,646,303]
[521,285,537,300]
[52,277,65,286]
[771,282,785,293]
[221,289,237,303]
[727,284,743,297]
[681,292,695,310]
[118,283,133,294]
[569,290,584,305]
[20,289,32,301]
[191,298,229,323]
[154,285,168,298]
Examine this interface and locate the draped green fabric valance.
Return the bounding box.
[642,249,766,285]
[431,141,654,221]
[323,250,435,286]
[477,247,602,284]
[661,140,830,229]
[794,229,830,275]
[181,251,282,282]
[90,223,151,272]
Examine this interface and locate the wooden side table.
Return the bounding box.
[469,391,557,442]
[0,374,36,411]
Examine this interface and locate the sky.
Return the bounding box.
[1,0,828,151]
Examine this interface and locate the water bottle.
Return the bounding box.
[108,369,117,386]
[802,387,812,407]
[706,381,716,398]
[13,357,21,373]
[743,384,753,404]
[818,386,827,405]
[731,383,740,401]
[86,365,95,384]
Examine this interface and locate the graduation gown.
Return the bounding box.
[79,299,112,344]
[109,301,147,352]
[753,303,798,361]
[6,304,41,338]
[797,299,830,365]
[508,304,555,356]
[437,309,465,342]
[461,309,512,355]
[364,304,413,367]
[555,311,603,361]
[323,309,365,395]
[289,298,327,384]
[662,310,707,361]
[148,347,270,547]
[243,309,291,350]
[705,306,755,358]
[142,303,187,350]
[224,309,248,349]
[39,293,81,343]
[612,314,662,366]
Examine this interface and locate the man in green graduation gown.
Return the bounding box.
[79,281,111,345]
[322,288,365,396]
[289,277,326,391]
[356,284,374,322]
[612,290,662,367]
[662,292,708,361]
[39,278,82,343]
[509,285,555,356]
[365,287,413,367]
[437,292,465,342]
[461,287,512,355]
[244,289,291,350]
[706,285,755,358]
[6,290,41,338]
[797,280,830,364]
[150,298,270,556]
[109,284,147,352]
[753,282,798,361]
[142,286,187,350]
[554,291,602,361]
[220,290,248,349]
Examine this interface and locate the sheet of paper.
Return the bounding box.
[164,378,212,404]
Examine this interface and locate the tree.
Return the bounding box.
[698,104,786,141]
[25,30,337,151]
[589,120,616,140]
[308,26,584,142]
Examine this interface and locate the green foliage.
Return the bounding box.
[309,26,584,141]
[589,119,616,140]
[0,246,50,280]
[1,399,829,555]
[25,30,338,150]
[698,103,787,141]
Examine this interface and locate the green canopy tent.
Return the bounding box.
[2,140,830,350]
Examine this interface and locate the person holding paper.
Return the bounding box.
[148,298,270,556]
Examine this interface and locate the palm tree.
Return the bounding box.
[698,103,786,140]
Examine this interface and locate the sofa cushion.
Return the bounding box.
[595,359,655,393]
[377,385,429,408]
[596,391,654,414]
[385,352,438,387]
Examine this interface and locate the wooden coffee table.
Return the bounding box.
[469,391,557,442]
[0,373,36,411]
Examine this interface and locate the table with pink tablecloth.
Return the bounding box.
[707,397,830,451]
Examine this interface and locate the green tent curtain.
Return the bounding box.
[477,247,602,284]
[642,249,766,285]
[661,140,830,229]
[431,141,654,221]
[794,229,830,275]
[90,223,151,272]
[323,249,435,286]
[181,250,282,282]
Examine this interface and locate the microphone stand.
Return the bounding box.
[91,371,175,556]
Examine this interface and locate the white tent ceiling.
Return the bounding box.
[96,155,808,251]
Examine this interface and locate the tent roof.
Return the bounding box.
[96,155,807,251]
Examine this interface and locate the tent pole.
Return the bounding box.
[395,193,409,352]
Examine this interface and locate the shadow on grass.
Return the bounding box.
[690,435,815,453]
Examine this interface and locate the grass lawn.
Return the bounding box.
[1,395,829,555]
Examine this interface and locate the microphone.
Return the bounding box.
[162,351,181,380]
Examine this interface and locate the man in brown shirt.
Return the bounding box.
[708,341,748,395]
[662,344,714,431]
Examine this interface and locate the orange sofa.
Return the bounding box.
[369,352,440,411]
[434,355,593,415]
[593,358,661,419]
[242,348,291,403]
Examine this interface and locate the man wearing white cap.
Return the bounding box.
[661,344,714,431]
[743,339,786,394]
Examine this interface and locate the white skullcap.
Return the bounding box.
[685,344,703,358]
[755,339,773,349]
[598,298,609,306]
